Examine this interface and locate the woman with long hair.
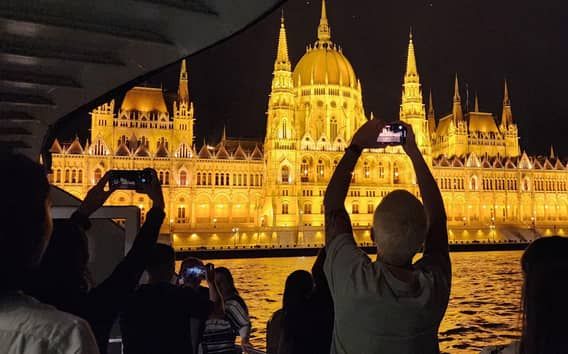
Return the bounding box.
[267,270,313,354]
[480,236,568,354]
[267,248,334,354]
[200,266,252,354]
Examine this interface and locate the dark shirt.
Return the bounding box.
[119,283,212,354]
[29,207,165,354]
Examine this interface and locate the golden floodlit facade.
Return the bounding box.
[51,0,568,249]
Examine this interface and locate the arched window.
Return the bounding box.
[94,168,102,184]
[64,169,70,183]
[379,162,385,179]
[317,160,325,178]
[165,171,170,185]
[281,166,290,184]
[393,163,400,184]
[363,161,370,178]
[226,173,230,186]
[77,170,83,184]
[282,203,289,214]
[178,144,190,158]
[330,117,338,141]
[301,159,309,181]
[304,203,312,214]
[196,172,201,186]
[207,173,212,185]
[352,203,359,214]
[215,173,219,186]
[179,170,187,186]
[56,169,62,183]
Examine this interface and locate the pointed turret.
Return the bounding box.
[452,74,463,122]
[399,31,429,154]
[405,29,418,81]
[427,90,436,135]
[474,93,479,112]
[316,0,331,45]
[274,13,291,71]
[501,79,513,130]
[550,145,555,159]
[178,59,189,103]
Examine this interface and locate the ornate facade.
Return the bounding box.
[51,0,568,248]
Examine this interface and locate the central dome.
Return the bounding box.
[292,44,357,87]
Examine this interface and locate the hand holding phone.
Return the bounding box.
[108,170,153,192]
[377,124,407,146]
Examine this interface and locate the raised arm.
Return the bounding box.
[324,119,386,245]
[87,169,165,305]
[205,264,224,317]
[399,122,448,257]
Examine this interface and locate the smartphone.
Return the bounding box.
[183,266,206,279]
[108,170,152,191]
[377,124,407,145]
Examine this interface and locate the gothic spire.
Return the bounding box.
[405,28,418,79]
[428,89,436,134]
[316,0,331,45]
[453,74,461,102]
[274,12,291,72]
[503,79,510,106]
[178,59,189,102]
[452,74,463,122]
[501,79,513,129]
[474,93,479,112]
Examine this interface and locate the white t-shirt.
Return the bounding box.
[0,292,99,354]
[324,233,451,354]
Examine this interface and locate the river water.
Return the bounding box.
[180,251,523,353]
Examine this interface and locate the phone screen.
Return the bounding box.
[377,124,407,145]
[184,266,206,278]
[109,171,139,190]
[108,170,151,190]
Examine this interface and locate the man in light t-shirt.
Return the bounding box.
[323,119,451,354]
[0,152,99,354]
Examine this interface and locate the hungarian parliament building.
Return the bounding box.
[50,1,567,248]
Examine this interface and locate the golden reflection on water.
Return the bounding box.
[176,251,522,354]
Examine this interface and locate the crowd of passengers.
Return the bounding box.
[0,119,566,354]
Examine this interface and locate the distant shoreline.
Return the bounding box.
[176,241,529,260]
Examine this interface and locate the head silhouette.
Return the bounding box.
[146,243,175,283]
[283,270,313,310]
[214,267,238,299]
[35,220,91,293]
[372,190,427,266]
[180,257,204,289]
[519,236,568,354]
[0,152,51,290]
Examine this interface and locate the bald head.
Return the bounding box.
[373,190,427,266]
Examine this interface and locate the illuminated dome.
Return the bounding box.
[293,45,357,87]
[292,0,357,88]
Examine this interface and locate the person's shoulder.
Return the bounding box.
[0,295,97,351]
[415,253,451,278]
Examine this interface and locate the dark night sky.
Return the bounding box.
[62,0,568,157]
